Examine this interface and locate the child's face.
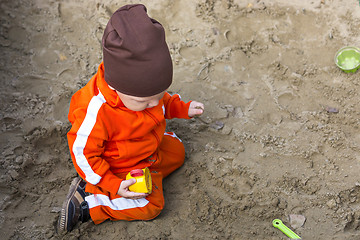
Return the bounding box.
[115,90,166,111]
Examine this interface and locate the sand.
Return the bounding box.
[1,0,360,239]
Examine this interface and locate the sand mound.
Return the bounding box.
[1,0,360,239]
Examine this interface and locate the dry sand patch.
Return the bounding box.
[1,0,360,239]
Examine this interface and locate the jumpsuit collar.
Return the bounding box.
[96,62,126,108]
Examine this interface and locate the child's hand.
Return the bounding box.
[117,178,149,199]
[188,101,204,117]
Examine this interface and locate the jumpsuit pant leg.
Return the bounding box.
[84,132,185,224]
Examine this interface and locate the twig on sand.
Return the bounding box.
[197,62,211,80]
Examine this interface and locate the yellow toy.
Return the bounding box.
[126,167,152,194]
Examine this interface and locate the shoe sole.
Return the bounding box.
[57,177,83,232]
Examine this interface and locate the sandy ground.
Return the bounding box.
[1,0,360,239]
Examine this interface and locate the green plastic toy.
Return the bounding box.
[334,46,360,73]
[273,219,301,239]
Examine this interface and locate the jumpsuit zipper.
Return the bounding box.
[144,109,160,144]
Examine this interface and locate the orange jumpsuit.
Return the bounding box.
[67,63,191,224]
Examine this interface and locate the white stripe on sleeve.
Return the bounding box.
[168,92,181,99]
[85,194,149,210]
[72,91,106,185]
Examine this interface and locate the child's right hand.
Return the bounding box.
[117,178,149,199]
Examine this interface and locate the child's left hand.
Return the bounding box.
[188,101,204,117]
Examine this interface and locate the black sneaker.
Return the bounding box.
[57,177,91,232]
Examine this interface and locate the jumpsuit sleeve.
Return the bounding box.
[163,92,192,119]
[67,105,122,196]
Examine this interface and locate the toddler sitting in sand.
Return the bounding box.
[57,4,204,232]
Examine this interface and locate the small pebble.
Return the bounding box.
[8,170,19,180]
[289,214,306,229]
[326,199,337,209]
[326,106,339,113]
[51,207,62,213]
[210,121,224,130]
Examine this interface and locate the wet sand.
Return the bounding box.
[1,0,360,239]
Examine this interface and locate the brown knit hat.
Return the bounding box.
[102,4,173,97]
